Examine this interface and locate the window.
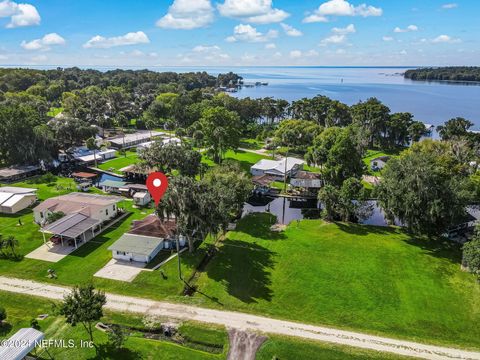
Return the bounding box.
[113,205,116,211]
[106,209,109,216]
[117,251,126,256]
[40,212,44,218]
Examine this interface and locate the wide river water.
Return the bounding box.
[8,65,480,129]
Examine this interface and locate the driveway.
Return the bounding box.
[94,259,146,282]
[25,242,77,263]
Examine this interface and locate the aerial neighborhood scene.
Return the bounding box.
[1,1,480,359]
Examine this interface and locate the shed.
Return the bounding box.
[370,156,390,171]
[0,327,44,360]
[133,192,151,206]
[108,233,164,263]
[100,180,127,194]
[0,187,37,214]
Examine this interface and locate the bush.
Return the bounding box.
[30,318,40,330]
[463,237,480,275]
[0,306,6,323]
[28,172,56,184]
[107,324,126,349]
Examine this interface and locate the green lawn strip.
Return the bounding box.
[98,150,139,174]
[362,148,403,175]
[202,149,270,173]
[194,213,480,350]
[0,291,226,360]
[46,107,64,117]
[239,139,264,150]
[257,335,409,360]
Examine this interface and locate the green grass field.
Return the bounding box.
[202,149,269,173]
[98,150,139,174]
[362,148,403,175]
[194,213,480,349]
[0,291,228,360]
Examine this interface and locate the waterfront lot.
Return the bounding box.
[0,177,479,351]
[195,213,480,349]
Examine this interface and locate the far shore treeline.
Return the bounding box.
[404,66,480,82]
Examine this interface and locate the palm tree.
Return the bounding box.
[3,236,18,258]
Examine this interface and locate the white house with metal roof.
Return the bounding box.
[0,327,44,360]
[0,187,37,214]
[250,157,304,180]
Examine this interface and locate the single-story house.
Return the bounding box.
[99,180,127,194]
[0,187,37,214]
[108,215,177,263]
[290,171,323,189]
[108,131,163,149]
[34,193,123,248]
[61,146,116,164]
[0,327,44,360]
[370,156,390,171]
[0,165,41,183]
[137,137,181,152]
[250,157,304,180]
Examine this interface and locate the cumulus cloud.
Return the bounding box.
[332,23,355,35]
[303,0,382,23]
[320,23,355,45]
[83,31,150,49]
[432,34,461,43]
[280,23,302,36]
[265,43,276,49]
[21,33,65,51]
[441,3,458,9]
[382,36,393,41]
[393,24,418,33]
[156,0,214,29]
[192,45,221,52]
[226,24,278,42]
[217,0,289,24]
[183,44,229,61]
[0,0,40,28]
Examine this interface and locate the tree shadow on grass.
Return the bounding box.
[235,213,286,241]
[0,322,13,336]
[405,236,463,263]
[91,344,142,360]
[336,222,400,236]
[204,239,276,304]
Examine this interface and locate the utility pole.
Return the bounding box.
[176,234,182,281]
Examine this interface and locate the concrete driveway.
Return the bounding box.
[25,242,77,263]
[94,259,146,282]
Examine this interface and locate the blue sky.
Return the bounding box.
[0,0,478,66]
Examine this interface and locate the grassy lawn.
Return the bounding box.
[202,149,269,173]
[194,213,480,349]
[257,335,408,360]
[98,150,139,174]
[362,148,402,175]
[47,107,64,117]
[0,291,227,360]
[239,138,264,150]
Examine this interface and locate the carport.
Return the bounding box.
[41,213,99,249]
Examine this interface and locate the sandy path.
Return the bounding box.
[0,276,479,360]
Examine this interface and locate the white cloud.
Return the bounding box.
[21,33,65,51]
[332,23,355,35]
[393,24,418,33]
[0,0,40,28]
[83,31,150,49]
[400,50,407,55]
[321,34,346,45]
[265,43,276,49]
[226,24,277,43]
[441,3,458,9]
[305,49,319,57]
[382,36,393,41]
[218,0,289,24]
[432,34,461,43]
[289,50,302,59]
[303,0,382,23]
[156,0,214,29]
[280,23,302,37]
[192,45,221,52]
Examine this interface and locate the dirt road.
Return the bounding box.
[0,276,478,360]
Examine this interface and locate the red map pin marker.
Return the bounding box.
[146,172,169,206]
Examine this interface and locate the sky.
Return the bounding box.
[0,0,478,67]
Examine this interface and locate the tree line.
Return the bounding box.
[404,67,480,82]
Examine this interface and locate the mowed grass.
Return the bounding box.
[362,148,402,175]
[98,150,139,174]
[202,149,269,173]
[0,291,227,360]
[256,335,409,360]
[195,213,480,349]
